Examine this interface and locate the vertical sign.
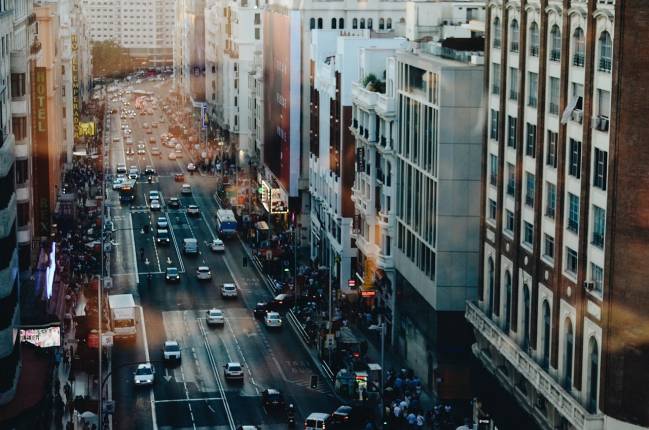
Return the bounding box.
[32,67,51,235]
[71,34,80,138]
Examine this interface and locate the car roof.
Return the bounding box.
[274,294,288,300]
[209,308,222,313]
[307,413,330,420]
[223,283,235,288]
[198,266,210,271]
[166,266,178,271]
[265,388,280,395]
[227,362,241,367]
[335,405,353,414]
[256,302,267,307]
[137,363,152,369]
[267,311,280,317]
[165,340,178,346]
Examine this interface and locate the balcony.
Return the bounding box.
[598,58,612,73]
[593,115,609,132]
[466,301,604,430]
[571,110,583,124]
[376,93,395,118]
[572,53,585,67]
[351,81,379,110]
[549,49,561,62]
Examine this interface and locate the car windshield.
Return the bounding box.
[165,344,180,351]
[136,367,152,375]
[229,365,241,372]
[167,268,177,275]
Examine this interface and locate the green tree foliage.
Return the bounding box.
[92,41,133,78]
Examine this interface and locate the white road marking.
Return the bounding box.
[153,397,223,404]
[137,305,158,430]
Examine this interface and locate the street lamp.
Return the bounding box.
[369,323,386,428]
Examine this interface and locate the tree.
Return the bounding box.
[92,41,133,78]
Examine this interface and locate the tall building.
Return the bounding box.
[174,0,206,104]
[467,1,649,429]
[81,0,174,66]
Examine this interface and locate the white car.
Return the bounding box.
[150,199,161,211]
[112,177,126,190]
[187,205,200,216]
[206,309,224,326]
[223,362,244,380]
[187,162,196,172]
[156,216,168,229]
[264,311,283,328]
[181,184,192,195]
[112,136,121,143]
[221,283,237,298]
[133,363,155,386]
[196,266,212,280]
[168,152,177,160]
[163,340,181,361]
[149,190,161,201]
[210,238,225,252]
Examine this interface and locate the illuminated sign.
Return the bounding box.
[78,122,95,137]
[32,67,50,235]
[20,326,61,348]
[45,242,56,299]
[72,34,80,138]
[360,290,376,298]
[260,180,288,214]
[33,67,48,135]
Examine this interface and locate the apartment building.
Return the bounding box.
[467,1,649,429]
[81,0,174,65]
[308,30,407,300]
[205,0,225,133]
[174,0,206,104]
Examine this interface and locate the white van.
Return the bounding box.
[183,238,198,254]
[305,413,330,430]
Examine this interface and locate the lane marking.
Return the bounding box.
[129,212,140,284]
[137,305,158,430]
[153,397,223,404]
[166,210,186,273]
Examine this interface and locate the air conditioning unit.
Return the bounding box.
[583,281,595,292]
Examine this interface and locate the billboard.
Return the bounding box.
[78,122,95,137]
[263,9,301,197]
[72,34,80,138]
[20,326,61,348]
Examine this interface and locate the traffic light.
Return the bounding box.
[310,375,318,389]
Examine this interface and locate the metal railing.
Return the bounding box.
[573,53,585,67]
[549,49,561,62]
[598,58,612,72]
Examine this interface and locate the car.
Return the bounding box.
[174,148,184,157]
[133,363,155,386]
[137,147,146,155]
[165,267,180,282]
[206,309,224,326]
[128,169,139,180]
[174,173,185,182]
[181,184,192,195]
[168,197,181,209]
[116,164,127,174]
[112,136,121,143]
[112,177,126,190]
[142,122,149,129]
[269,294,292,312]
[151,147,161,156]
[149,190,161,201]
[150,199,161,211]
[156,228,170,244]
[223,362,244,380]
[264,311,283,328]
[151,122,158,128]
[144,165,156,175]
[125,138,134,145]
[187,205,200,216]
[196,266,212,280]
[146,128,153,134]
[148,136,157,144]
[261,388,285,411]
[210,238,225,252]
[126,147,135,156]
[235,426,259,430]
[187,162,196,172]
[305,413,331,430]
[253,302,268,319]
[328,405,363,428]
[221,283,237,298]
[104,220,115,232]
[168,152,177,160]
[163,340,181,361]
[156,216,168,229]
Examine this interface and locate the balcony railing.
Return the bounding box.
[493,39,501,49]
[567,220,579,233]
[549,102,560,115]
[573,53,585,67]
[510,42,519,53]
[530,46,539,57]
[525,194,534,207]
[592,232,604,248]
[571,110,583,124]
[492,85,500,95]
[509,90,518,101]
[594,115,609,132]
[528,97,538,108]
[598,58,612,73]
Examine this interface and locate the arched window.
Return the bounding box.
[352,18,358,29]
[599,31,612,72]
[367,18,373,29]
[379,18,385,30]
[573,27,585,67]
[587,337,599,413]
[339,18,344,29]
[317,18,323,29]
[510,19,519,52]
[331,18,337,29]
[542,301,551,369]
[487,257,495,317]
[564,318,574,389]
[504,271,512,333]
[310,18,315,30]
[522,285,531,349]
[386,18,392,29]
[360,18,366,29]
[529,21,539,56]
[550,24,561,62]
[493,17,501,48]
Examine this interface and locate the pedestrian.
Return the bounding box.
[416,413,425,428]
[407,411,417,428]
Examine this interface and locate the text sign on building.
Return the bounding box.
[72,34,80,138]
[260,180,288,214]
[32,67,50,235]
[33,68,48,137]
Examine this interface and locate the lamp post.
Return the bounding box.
[369,323,386,428]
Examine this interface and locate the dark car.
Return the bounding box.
[168,197,181,209]
[268,294,293,312]
[165,267,180,282]
[261,388,285,412]
[329,405,362,428]
[253,302,268,319]
[174,172,185,182]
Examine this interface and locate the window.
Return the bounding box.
[564,319,574,389]
[566,247,578,274]
[525,173,535,207]
[546,131,558,167]
[489,154,498,186]
[367,18,373,29]
[491,63,500,95]
[525,123,536,157]
[522,286,531,349]
[360,18,365,29]
[597,89,611,118]
[544,234,555,260]
[528,72,538,107]
[529,22,540,56]
[569,138,581,178]
[309,18,315,29]
[549,77,560,115]
[504,271,512,332]
[592,205,605,248]
[550,25,561,61]
[339,18,344,29]
[386,18,391,29]
[16,159,28,185]
[488,199,497,221]
[523,221,534,245]
[352,18,357,29]
[506,163,515,196]
[331,18,337,29]
[593,148,608,190]
[541,301,551,369]
[317,18,323,29]
[507,116,517,148]
[587,337,600,413]
[505,210,514,233]
[598,31,612,72]
[591,264,603,295]
[12,117,27,140]
[493,17,501,48]
[255,28,260,40]
[568,193,580,233]
[510,19,519,52]
[546,182,556,218]
[572,27,585,67]
[490,109,499,140]
[379,18,384,30]
[509,67,518,100]
[11,74,26,98]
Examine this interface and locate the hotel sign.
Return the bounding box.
[71,34,80,138]
[32,66,50,235]
[33,67,48,137]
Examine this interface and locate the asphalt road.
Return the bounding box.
[106,78,338,430]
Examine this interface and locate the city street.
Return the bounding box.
[106,79,337,430]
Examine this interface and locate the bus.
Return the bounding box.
[119,179,137,203]
[216,209,238,238]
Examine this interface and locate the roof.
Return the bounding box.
[306,412,330,420]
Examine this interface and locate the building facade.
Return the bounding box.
[174,0,206,104]
[467,1,649,429]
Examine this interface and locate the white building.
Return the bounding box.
[174,0,206,104]
[81,0,174,65]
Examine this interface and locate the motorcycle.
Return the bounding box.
[147,175,153,183]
